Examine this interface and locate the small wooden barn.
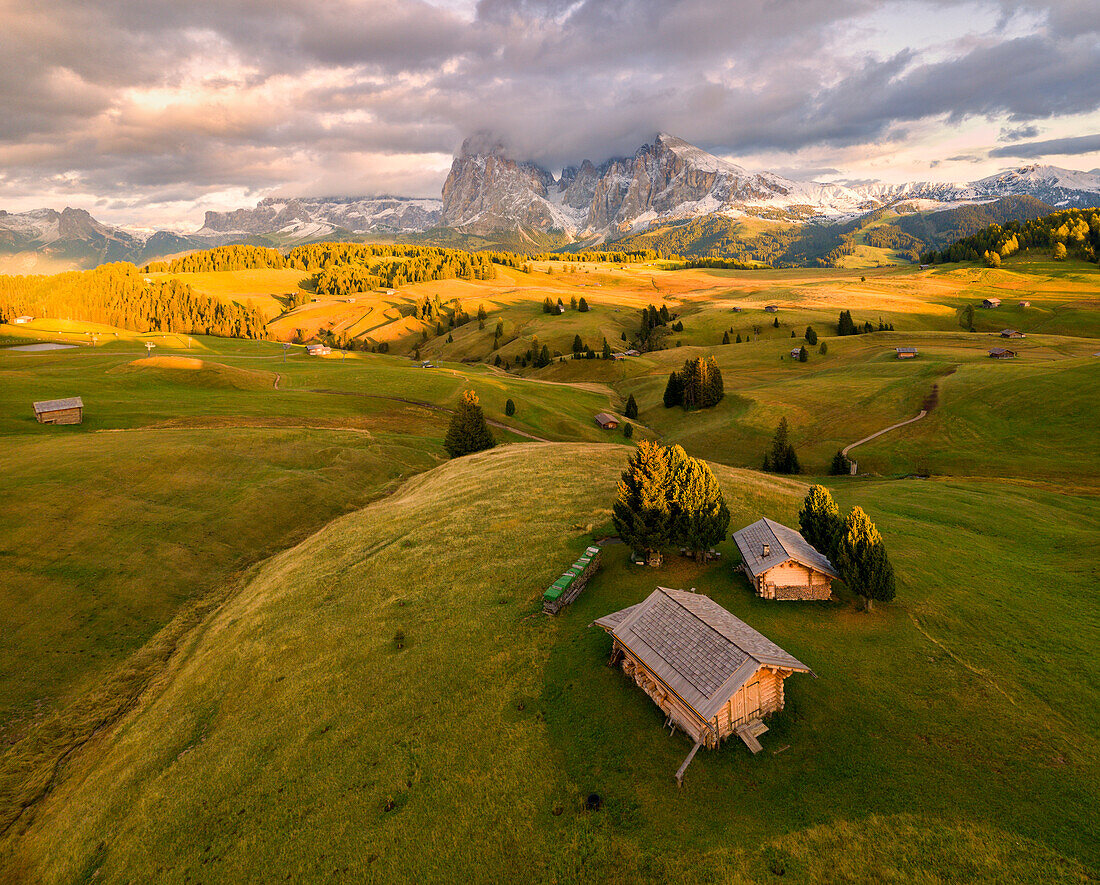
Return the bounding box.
[982,297,1002,309]
[594,588,811,763]
[1018,300,1031,307]
[732,517,838,601]
[306,344,331,356]
[13,315,33,325]
[33,397,84,425]
[1001,329,1025,339]
[764,305,779,313]
[895,346,918,359]
[989,347,1017,359]
[594,412,620,429]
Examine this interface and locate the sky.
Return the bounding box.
[2,0,1098,229]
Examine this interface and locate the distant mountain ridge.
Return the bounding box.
[3,133,1099,269]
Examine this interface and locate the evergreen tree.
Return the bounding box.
[444,390,496,458]
[612,441,672,561]
[805,326,818,345]
[773,316,780,328]
[622,422,633,439]
[666,446,730,562]
[663,371,683,408]
[537,344,551,367]
[833,507,896,610]
[570,295,578,309]
[829,449,849,475]
[798,485,842,555]
[798,346,808,362]
[819,341,828,355]
[624,393,638,419]
[505,398,516,417]
[722,331,730,344]
[735,333,742,343]
[578,297,589,312]
[765,417,801,474]
[572,334,584,353]
[477,304,487,329]
[602,338,612,359]
[791,330,797,338]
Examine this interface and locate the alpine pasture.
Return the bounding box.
[0,251,1097,883]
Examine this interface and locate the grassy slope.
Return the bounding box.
[5,445,1096,883]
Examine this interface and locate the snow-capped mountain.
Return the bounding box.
[440,133,1100,238]
[199,196,443,238]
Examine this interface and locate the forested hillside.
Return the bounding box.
[920,206,1100,264]
[0,263,266,337]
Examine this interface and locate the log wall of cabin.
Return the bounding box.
[759,560,832,600]
[37,407,82,425]
[715,668,788,739]
[612,639,713,746]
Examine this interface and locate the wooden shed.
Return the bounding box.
[1018,300,1031,307]
[594,588,811,763]
[1000,329,1025,339]
[764,305,779,313]
[33,397,84,425]
[989,347,1017,359]
[306,344,331,356]
[982,298,1001,309]
[732,517,838,601]
[13,315,33,325]
[895,346,918,359]
[594,412,620,429]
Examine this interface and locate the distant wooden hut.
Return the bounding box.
[594,412,620,429]
[895,346,918,359]
[732,306,743,312]
[12,315,33,324]
[764,305,779,313]
[1000,329,1025,339]
[33,397,84,425]
[790,347,802,358]
[306,344,331,356]
[594,588,811,764]
[1018,300,1031,307]
[988,347,1017,359]
[982,298,1001,309]
[732,518,838,601]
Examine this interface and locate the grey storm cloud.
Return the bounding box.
[2,0,1100,218]
[989,133,1100,158]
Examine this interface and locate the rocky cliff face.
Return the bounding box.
[439,133,1100,240]
[200,195,442,236]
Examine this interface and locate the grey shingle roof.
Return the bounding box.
[732,518,838,580]
[33,397,83,414]
[594,587,810,721]
[895,347,918,354]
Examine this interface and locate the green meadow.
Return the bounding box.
[0,253,1097,882]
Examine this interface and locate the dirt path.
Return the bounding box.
[842,410,927,458]
[482,364,616,397]
[273,372,281,390]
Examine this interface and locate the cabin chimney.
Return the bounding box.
[762,543,770,557]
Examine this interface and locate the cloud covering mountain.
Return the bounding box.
[1,0,1099,228]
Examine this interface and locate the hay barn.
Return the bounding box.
[594,588,811,759]
[982,298,1002,309]
[732,518,838,601]
[989,347,1017,359]
[33,397,84,425]
[594,412,620,429]
[895,347,918,359]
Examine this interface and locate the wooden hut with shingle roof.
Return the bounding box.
[594,588,811,764]
[33,397,84,425]
[732,517,838,601]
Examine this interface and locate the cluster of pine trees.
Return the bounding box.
[637,303,673,349]
[144,245,285,274]
[919,207,1100,265]
[535,249,659,263]
[799,485,895,609]
[613,442,731,563]
[663,356,724,410]
[0,263,266,338]
[837,310,893,336]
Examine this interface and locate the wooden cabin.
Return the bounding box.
[790,347,802,358]
[1018,300,1031,307]
[306,344,331,356]
[594,412,620,429]
[982,297,1001,309]
[895,347,918,359]
[989,347,1017,359]
[12,315,33,325]
[1000,329,1025,339]
[764,305,779,313]
[732,517,838,601]
[33,397,84,425]
[594,588,811,757]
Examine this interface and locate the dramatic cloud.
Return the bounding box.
[989,133,1100,158]
[1,0,1099,226]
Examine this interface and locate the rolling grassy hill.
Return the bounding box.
[0,253,1097,882]
[2,445,1096,882]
